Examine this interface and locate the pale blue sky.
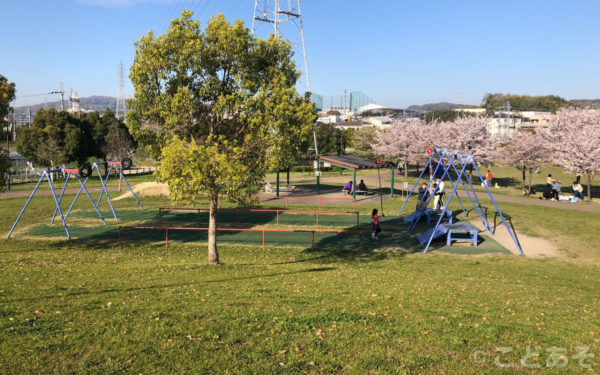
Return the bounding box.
[1,0,599,108]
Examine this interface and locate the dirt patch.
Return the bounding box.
[112,182,169,201]
[469,219,566,259]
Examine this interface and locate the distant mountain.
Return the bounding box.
[569,99,600,109]
[13,96,118,118]
[406,102,475,112]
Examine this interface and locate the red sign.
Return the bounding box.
[426,147,433,154]
[375,158,381,165]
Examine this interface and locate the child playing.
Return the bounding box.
[371,208,384,240]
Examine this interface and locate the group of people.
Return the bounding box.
[542,174,584,201]
[416,177,445,211]
[342,179,368,195]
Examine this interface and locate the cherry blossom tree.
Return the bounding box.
[372,118,433,178]
[542,108,600,200]
[501,130,549,193]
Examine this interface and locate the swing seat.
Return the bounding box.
[426,209,453,225]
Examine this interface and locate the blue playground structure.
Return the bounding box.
[398,148,524,255]
[61,160,143,223]
[6,159,142,240]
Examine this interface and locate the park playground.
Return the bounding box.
[1,159,599,373]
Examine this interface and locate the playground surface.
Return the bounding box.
[20,207,511,256]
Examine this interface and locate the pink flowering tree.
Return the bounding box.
[431,116,499,179]
[542,108,600,200]
[501,130,549,193]
[372,119,431,178]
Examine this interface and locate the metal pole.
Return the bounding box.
[6,173,46,238]
[390,166,394,198]
[397,152,434,216]
[51,171,71,224]
[46,173,71,239]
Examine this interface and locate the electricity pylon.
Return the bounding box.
[251,0,310,92]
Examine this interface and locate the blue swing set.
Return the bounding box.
[398,148,524,255]
[6,160,143,240]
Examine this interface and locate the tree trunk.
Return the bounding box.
[404,160,408,180]
[208,194,220,265]
[522,166,526,191]
[586,172,592,201]
[527,167,533,194]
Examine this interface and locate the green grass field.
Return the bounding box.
[1,189,599,373]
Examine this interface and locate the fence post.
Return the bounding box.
[286,197,288,209]
[165,228,168,247]
[353,199,356,211]
[316,212,319,228]
[262,230,265,249]
[356,212,359,227]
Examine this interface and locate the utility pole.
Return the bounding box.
[116,60,127,121]
[50,82,65,110]
[252,0,310,92]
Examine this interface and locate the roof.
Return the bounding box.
[320,155,392,169]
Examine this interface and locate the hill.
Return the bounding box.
[406,102,474,112]
[13,96,118,118]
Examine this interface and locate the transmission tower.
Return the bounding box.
[49,82,65,110]
[251,0,310,92]
[116,61,127,121]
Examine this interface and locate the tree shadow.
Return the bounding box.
[6,266,337,303]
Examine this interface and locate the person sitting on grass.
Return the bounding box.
[371,208,384,240]
[342,180,353,195]
[541,183,553,200]
[572,181,584,200]
[357,179,368,194]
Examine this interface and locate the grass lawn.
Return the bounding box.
[1,190,599,373]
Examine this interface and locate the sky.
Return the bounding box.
[1,0,599,109]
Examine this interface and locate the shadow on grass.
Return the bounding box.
[6,266,337,303]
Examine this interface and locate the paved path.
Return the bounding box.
[266,172,600,214]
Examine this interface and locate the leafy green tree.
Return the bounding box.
[15,108,90,168]
[0,148,9,191]
[481,93,572,113]
[422,108,477,123]
[350,126,376,158]
[314,123,351,155]
[128,12,315,265]
[0,75,16,188]
[1,74,16,131]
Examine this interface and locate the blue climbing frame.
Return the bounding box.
[62,160,143,222]
[6,167,107,240]
[397,148,524,255]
